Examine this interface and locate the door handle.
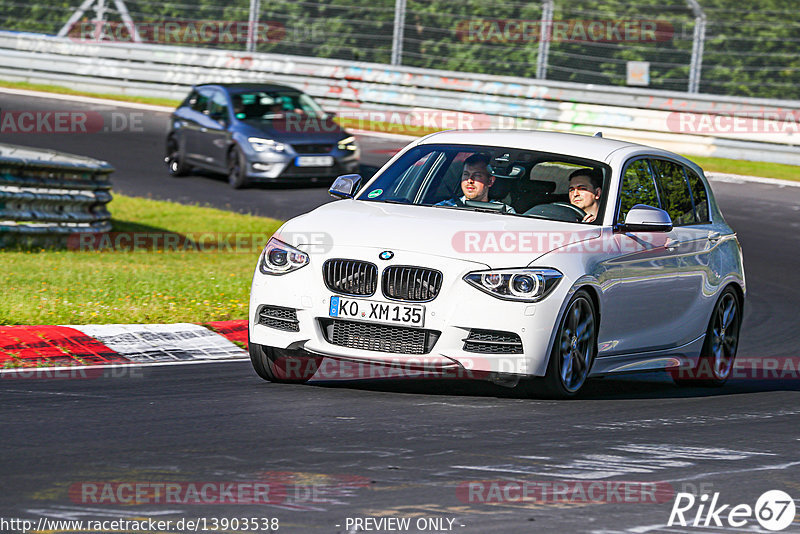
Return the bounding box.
[707,231,721,243]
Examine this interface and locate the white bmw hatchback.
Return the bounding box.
[248,130,745,398]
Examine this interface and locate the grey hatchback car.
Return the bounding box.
[165,83,360,188]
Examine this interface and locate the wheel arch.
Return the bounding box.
[577,283,602,324]
[538,282,601,377]
[725,281,745,315]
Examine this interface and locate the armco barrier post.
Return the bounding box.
[0,143,114,248]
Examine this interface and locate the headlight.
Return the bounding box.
[259,237,309,275]
[463,268,562,302]
[248,137,285,152]
[337,136,358,151]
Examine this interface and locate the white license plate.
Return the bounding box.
[329,296,425,328]
[296,156,333,167]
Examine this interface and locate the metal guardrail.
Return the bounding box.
[0,31,798,165]
[0,143,113,247]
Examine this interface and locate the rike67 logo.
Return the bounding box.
[668,490,796,531]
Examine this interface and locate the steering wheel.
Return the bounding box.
[552,202,587,221]
[524,202,586,222]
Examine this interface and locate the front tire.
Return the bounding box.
[673,287,741,387]
[249,337,322,384]
[228,146,248,189]
[521,290,597,399]
[165,137,190,176]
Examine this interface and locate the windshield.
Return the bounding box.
[357,144,610,224]
[231,90,327,120]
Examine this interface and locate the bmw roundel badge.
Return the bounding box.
[379,251,394,260]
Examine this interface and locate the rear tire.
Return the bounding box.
[673,287,741,387]
[249,336,322,384]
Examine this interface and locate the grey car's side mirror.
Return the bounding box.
[329,174,362,199]
[620,204,673,232]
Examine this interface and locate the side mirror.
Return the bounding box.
[620,204,673,232]
[329,174,362,199]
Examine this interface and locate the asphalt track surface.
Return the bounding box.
[1,92,800,533]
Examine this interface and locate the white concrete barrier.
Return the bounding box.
[1,31,798,164]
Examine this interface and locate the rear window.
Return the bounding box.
[685,167,711,223]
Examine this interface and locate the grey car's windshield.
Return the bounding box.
[357,144,610,224]
[232,91,327,120]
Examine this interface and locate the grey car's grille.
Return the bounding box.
[323,259,378,296]
[258,305,299,332]
[463,329,523,354]
[319,319,439,355]
[291,143,333,154]
[382,266,443,302]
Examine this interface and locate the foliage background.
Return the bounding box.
[0,0,798,99]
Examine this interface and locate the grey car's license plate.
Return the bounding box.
[296,156,333,167]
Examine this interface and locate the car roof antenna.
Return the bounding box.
[593,131,603,138]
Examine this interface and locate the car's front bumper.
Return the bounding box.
[249,246,569,378]
[243,147,360,182]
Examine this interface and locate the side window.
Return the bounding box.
[684,167,710,223]
[191,89,211,113]
[208,91,230,121]
[651,159,696,225]
[617,159,659,224]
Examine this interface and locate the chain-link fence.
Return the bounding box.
[1,0,798,100]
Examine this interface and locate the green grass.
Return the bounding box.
[681,154,799,182]
[1,195,283,325]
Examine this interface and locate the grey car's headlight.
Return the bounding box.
[337,136,358,151]
[248,137,286,152]
[259,237,309,275]
[463,268,562,302]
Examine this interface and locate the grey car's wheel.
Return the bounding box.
[249,336,321,384]
[227,146,248,189]
[519,290,597,399]
[165,137,190,176]
[674,287,741,387]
